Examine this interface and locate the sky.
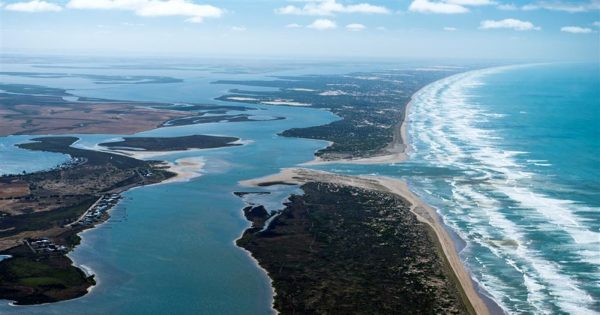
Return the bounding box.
[0,0,598,61]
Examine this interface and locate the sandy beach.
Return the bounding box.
[240,168,490,315]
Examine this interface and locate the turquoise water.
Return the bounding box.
[0,62,598,314]
[313,64,600,314]
[407,64,599,315]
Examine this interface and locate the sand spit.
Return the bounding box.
[162,157,205,183]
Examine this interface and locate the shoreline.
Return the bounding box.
[249,69,505,314]
[300,69,507,313]
[232,209,279,315]
[0,140,205,305]
[240,168,490,315]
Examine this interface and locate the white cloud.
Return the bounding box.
[408,0,495,14]
[346,23,366,31]
[307,18,337,30]
[446,0,495,5]
[408,0,469,14]
[66,0,223,23]
[376,26,386,31]
[443,26,457,31]
[522,1,600,13]
[480,18,541,31]
[231,26,246,32]
[593,21,600,27]
[275,0,390,16]
[285,23,303,28]
[122,22,144,27]
[561,26,593,34]
[497,3,517,10]
[5,0,62,12]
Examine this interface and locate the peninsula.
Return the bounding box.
[239,168,490,315]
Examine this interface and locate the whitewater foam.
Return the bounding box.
[408,65,600,314]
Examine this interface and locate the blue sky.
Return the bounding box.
[0,0,598,61]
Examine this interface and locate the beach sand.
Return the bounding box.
[104,147,206,183]
[95,147,206,183]
[240,168,490,315]
[100,148,205,160]
[162,157,206,183]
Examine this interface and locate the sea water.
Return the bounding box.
[406,63,599,315]
[310,63,599,314]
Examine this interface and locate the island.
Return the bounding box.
[99,135,241,151]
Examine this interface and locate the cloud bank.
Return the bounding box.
[522,1,600,13]
[480,18,541,31]
[409,0,494,14]
[307,18,337,30]
[346,23,366,31]
[276,0,389,16]
[561,26,593,33]
[5,0,62,12]
[66,0,223,23]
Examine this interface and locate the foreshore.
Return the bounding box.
[241,168,491,315]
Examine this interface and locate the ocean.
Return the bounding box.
[0,61,598,314]
[314,63,600,314]
[407,64,600,315]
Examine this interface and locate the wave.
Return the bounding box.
[408,66,599,314]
